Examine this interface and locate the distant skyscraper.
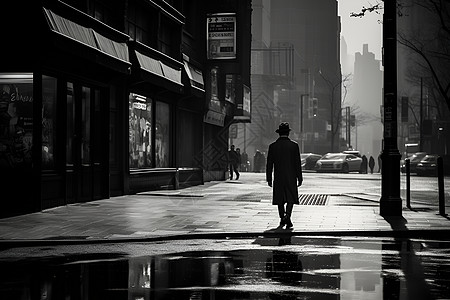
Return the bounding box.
[238,0,342,157]
[353,44,383,156]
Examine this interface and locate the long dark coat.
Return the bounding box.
[266,137,303,205]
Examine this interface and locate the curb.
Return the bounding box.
[1,229,450,249]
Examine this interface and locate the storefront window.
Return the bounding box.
[66,83,74,166]
[81,87,91,164]
[0,73,33,168]
[225,74,235,104]
[129,93,152,168]
[42,76,57,169]
[155,101,170,167]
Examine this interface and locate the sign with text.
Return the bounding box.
[207,13,236,60]
[234,84,251,122]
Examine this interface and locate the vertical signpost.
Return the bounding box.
[380,0,402,216]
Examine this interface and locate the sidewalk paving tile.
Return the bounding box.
[0,173,449,243]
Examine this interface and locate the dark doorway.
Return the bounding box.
[65,82,108,203]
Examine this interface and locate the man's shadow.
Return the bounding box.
[265,224,294,233]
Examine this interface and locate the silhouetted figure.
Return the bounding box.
[254,150,262,173]
[369,156,375,174]
[360,155,368,174]
[378,153,382,173]
[241,151,248,171]
[260,152,266,172]
[266,122,303,229]
[228,145,240,180]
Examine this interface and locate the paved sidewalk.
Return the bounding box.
[0,172,449,245]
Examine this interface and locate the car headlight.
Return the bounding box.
[417,163,423,167]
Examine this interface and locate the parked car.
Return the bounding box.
[301,153,322,170]
[314,153,362,173]
[342,150,362,158]
[400,152,427,173]
[416,154,439,176]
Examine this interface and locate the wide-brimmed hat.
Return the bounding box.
[275,122,291,134]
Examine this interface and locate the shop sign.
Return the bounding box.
[234,84,251,122]
[207,13,236,60]
[133,102,147,110]
[204,110,225,127]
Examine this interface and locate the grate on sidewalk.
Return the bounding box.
[298,194,328,205]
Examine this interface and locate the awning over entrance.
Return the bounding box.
[183,61,205,92]
[130,46,184,93]
[44,8,130,67]
[135,50,183,87]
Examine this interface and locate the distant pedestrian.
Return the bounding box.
[260,152,266,172]
[369,156,375,174]
[236,147,242,170]
[254,150,262,172]
[266,122,303,229]
[360,155,368,174]
[241,151,249,171]
[228,145,240,180]
[378,153,382,173]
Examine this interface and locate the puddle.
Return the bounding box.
[1,237,449,299]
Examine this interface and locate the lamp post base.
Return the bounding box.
[380,196,403,217]
[380,149,402,217]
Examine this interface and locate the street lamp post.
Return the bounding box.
[380,0,402,216]
[300,94,308,153]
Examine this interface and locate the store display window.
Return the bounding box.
[0,73,33,168]
[129,93,152,168]
[129,93,171,169]
[42,76,57,169]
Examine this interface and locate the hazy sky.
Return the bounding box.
[338,0,383,59]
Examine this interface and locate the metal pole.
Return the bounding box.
[406,158,411,209]
[347,107,351,148]
[438,156,446,216]
[420,77,423,152]
[300,94,308,153]
[380,0,402,216]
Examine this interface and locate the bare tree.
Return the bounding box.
[351,0,450,113]
[319,71,352,152]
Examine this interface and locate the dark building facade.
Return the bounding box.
[0,0,251,217]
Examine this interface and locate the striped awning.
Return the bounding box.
[44,8,130,64]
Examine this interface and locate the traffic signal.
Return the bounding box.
[311,98,318,117]
[350,114,356,127]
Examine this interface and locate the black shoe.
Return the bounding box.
[278,217,286,228]
[285,218,293,229]
[236,174,239,180]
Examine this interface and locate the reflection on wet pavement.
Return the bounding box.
[1,236,449,299]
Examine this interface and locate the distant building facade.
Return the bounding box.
[233,0,342,161]
[353,44,383,157]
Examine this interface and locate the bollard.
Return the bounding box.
[437,156,446,216]
[405,158,411,209]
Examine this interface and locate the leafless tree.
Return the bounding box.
[319,71,352,152]
[352,0,450,114]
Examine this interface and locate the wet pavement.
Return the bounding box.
[1,172,450,298]
[1,236,449,299]
[0,172,449,246]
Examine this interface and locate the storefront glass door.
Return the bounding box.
[66,82,106,203]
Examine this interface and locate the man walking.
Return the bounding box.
[228,145,240,180]
[266,122,303,229]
